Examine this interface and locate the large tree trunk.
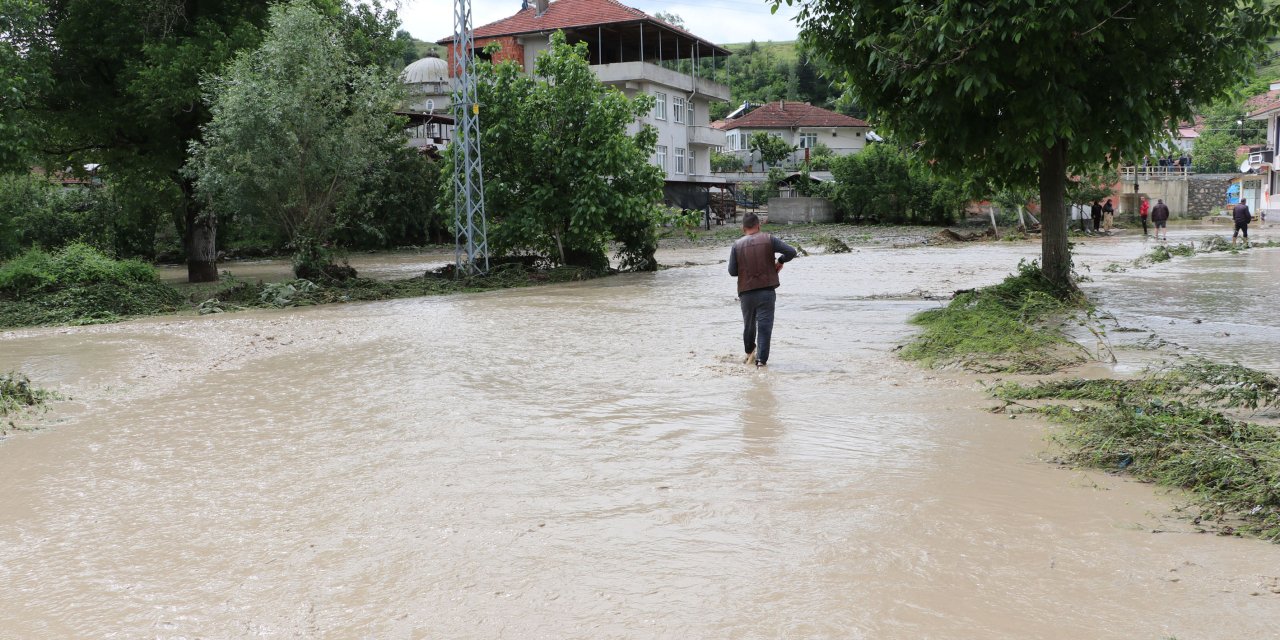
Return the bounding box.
[178,176,218,283]
[1037,139,1072,290]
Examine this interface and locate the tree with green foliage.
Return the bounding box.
[652,11,685,29]
[830,143,964,225]
[1193,130,1243,174]
[774,0,1280,289]
[1199,96,1268,146]
[30,0,273,281]
[0,0,50,174]
[750,132,794,170]
[808,141,834,170]
[711,149,745,173]
[25,0,403,282]
[187,0,404,278]
[470,31,665,271]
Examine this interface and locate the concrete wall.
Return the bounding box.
[768,197,836,224]
[1126,175,1188,218]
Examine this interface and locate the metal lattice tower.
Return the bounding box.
[451,0,489,276]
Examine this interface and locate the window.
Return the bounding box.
[730,131,746,151]
[654,92,667,120]
[687,101,695,125]
[673,96,686,124]
[689,150,697,175]
[798,133,818,149]
[656,145,668,170]
[425,99,435,111]
[675,147,686,174]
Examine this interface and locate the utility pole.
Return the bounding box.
[452,0,489,276]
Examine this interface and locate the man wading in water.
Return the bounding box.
[728,213,798,368]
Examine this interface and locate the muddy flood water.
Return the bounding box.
[3,225,1280,638]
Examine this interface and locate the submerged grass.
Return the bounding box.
[993,360,1280,541]
[899,261,1088,373]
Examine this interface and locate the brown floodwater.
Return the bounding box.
[3,225,1280,638]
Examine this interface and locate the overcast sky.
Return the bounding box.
[397,0,802,45]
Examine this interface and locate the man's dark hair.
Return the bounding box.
[742,212,760,228]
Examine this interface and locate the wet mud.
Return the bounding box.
[3,225,1280,638]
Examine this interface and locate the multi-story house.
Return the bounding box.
[716,101,871,170]
[437,0,732,208]
[1245,82,1280,217]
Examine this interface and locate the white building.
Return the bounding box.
[715,101,871,170]
[399,53,454,154]
[438,0,732,209]
[1245,82,1280,215]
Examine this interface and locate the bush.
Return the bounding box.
[830,144,965,225]
[0,173,166,260]
[0,244,182,327]
[711,149,744,173]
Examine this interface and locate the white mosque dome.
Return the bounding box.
[402,55,449,84]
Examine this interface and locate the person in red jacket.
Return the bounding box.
[1138,197,1150,236]
[728,212,798,368]
[1151,199,1171,241]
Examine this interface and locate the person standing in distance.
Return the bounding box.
[728,212,798,368]
[1151,198,1170,241]
[1233,199,1252,248]
[1102,198,1115,234]
[1139,196,1150,236]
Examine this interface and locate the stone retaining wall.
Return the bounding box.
[1186,173,1235,218]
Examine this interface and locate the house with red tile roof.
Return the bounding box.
[712,101,871,170]
[436,0,733,208]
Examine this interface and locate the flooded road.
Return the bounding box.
[3,227,1280,638]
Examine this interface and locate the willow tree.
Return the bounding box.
[773,0,1279,289]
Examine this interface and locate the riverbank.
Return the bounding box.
[897,235,1280,542]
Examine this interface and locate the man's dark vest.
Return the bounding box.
[735,233,781,294]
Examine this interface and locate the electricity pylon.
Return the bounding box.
[451,0,489,276]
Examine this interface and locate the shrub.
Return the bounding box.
[0,244,182,327]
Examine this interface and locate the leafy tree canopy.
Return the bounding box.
[1193,130,1243,174]
[0,0,51,173]
[469,31,665,271]
[773,0,1280,286]
[749,132,794,169]
[186,0,404,277]
[26,0,402,281]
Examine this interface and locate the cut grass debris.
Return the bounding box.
[899,261,1088,373]
[993,360,1280,541]
[1,372,58,430]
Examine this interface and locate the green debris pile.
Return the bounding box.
[899,261,1088,373]
[1,372,58,430]
[993,360,1280,541]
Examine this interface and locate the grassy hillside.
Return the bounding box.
[720,40,799,64]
